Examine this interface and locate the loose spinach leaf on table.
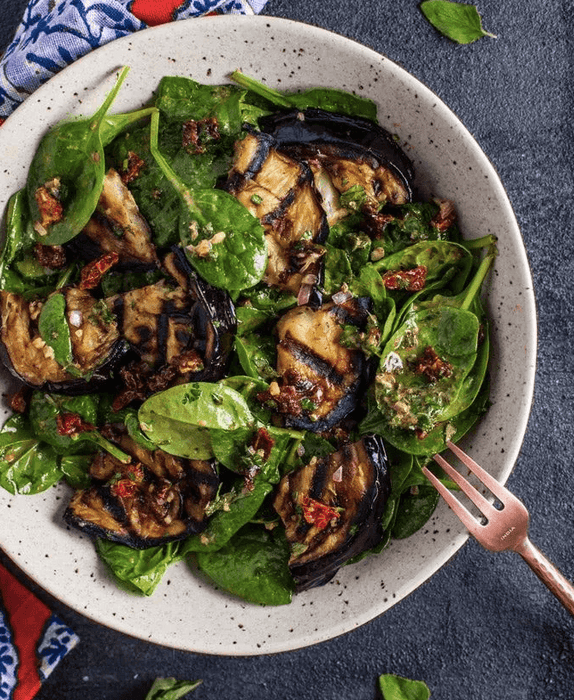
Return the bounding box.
[420,1,496,45]
[379,673,431,700]
[144,677,202,700]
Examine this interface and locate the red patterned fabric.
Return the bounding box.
[0,562,79,700]
[131,0,188,26]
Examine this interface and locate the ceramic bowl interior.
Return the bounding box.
[0,15,536,655]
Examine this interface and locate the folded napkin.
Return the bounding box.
[0,561,79,699]
[0,0,270,119]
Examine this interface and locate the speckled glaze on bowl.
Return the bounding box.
[0,15,536,655]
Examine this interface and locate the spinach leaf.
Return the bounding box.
[37,292,77,374]
[182,478,274,553]
[230,71,378,122]
[27,67,130,245]
[59,454,92,489]
[155,76,257,135]
[144,677,202,700]
[96,539,180,596]
[139,382,255,459]
[420,1,496,45]
[149,111,267,291]
[234,333,277,381]
[379,673,431,700]
[391,484,440,539]
[195,524,294,605]
[235,305,273,336]
[0,414,62,494]
[29,392,98,455]
[210,424,300,482]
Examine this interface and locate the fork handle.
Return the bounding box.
[515,538,574,616]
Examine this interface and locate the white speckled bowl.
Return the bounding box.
[0,16,536,655]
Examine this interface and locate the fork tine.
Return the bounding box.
[433,452,500,519]
[446,440,509,501]
[421,466,484,536]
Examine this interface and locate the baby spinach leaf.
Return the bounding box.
[182,478,274,553]
[139,382,255,459]
[155,76,253,136]
[0,414,62,494]
[379,673,431,700]
[234,333,277,381]
[391,484,440,539]
[29,392,98,455]
[144,677,202,700]
[195,524,294,605]
[37,292,77,373]
[59,454,92,489]
[149,110,267,291]
[96,539,181,596]
[230,71,378,122]
[27,66,130,245]
[421,1,496,45]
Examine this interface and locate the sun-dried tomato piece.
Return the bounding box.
[382,265,428,292]
[79,252,119,290]
[412,346,453,383]
[111,479,139,498]
[34,243,67,269]
[300,495,341,530]
[251,427,275,462]
[34,185,63,229]
[56,412,96,437]
[120,150,146,183]
[182,117,220,155]
[431,199,457,232]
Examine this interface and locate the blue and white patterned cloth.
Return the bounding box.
[0,0,269,118]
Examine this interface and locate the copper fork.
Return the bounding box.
[422,441,574,616]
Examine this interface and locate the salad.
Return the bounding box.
[0,67,496,605]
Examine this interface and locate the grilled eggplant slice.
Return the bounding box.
[260,298,369,431]
[109,249,236,382]
[64,436,219,548]
[259,108,414,206]
[70,168,159,269]
[274,434,391,590]
[0,288,127,394]
[227,132,328,305]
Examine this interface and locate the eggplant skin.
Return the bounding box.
[262,298,369,432]
[259,108,414,204]
[273,434,391,591]
[64,436,220,549]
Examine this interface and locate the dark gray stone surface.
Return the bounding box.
[1,0,573,698]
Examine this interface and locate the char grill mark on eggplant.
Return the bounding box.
[108,250,236,403]
[72,168,159,269]
[273,435,391,590]
[226,133,328,303]
[0,288,128,394]
[64,436,220,549]
[266,299,369,431]
[259,108,414,206]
